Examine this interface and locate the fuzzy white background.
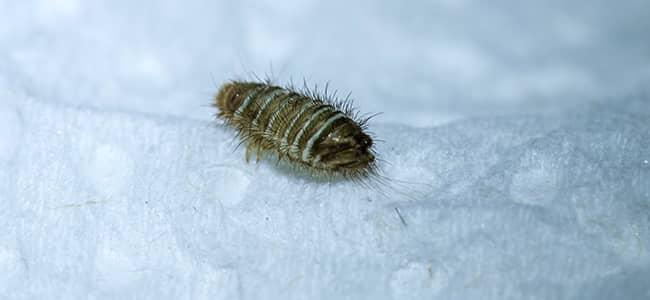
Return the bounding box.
[1,0,649,299]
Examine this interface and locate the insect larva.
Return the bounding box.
[213,80,377,179]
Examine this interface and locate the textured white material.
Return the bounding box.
[1,98,648,299]
[1,1,649,299]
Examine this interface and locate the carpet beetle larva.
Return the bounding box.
[213,80,378,179]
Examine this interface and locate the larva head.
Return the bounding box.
[315,121,376,175]
[214,82,258,116]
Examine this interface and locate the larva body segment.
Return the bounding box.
[214,81,377,179]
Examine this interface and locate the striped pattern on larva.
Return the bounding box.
[214,80,377,179]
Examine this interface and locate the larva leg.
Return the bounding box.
[245,144,254,163]
[245,143,264,163]
[255,147,263,163]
